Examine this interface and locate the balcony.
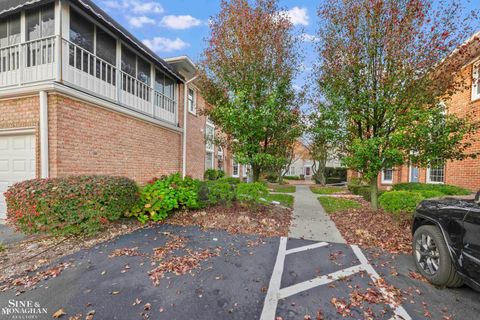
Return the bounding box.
[0,36,177,125]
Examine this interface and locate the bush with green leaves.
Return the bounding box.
[392,183,470,196]
[203,180,236,206]
[5,176,138,236]
[219,177,241,185]
[379,191,425,219]
[129,173,200,223]
[236,182,268,204]
[284,175,301,180]
[204,169,225,181]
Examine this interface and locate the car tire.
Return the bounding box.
[413,225,464,287]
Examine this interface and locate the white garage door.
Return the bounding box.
[0,134,36,221]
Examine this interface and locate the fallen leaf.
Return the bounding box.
[53,308,66,318]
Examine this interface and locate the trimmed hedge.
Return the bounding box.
[5,176,138,236]
[379,190,444,219]
[200,180,236,206]
[129,173,200,223]
[284,175,302,180]
[392,183,470,196]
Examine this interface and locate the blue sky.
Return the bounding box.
[97,0,480,90]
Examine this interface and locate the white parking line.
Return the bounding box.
[284,241,329,255]
[260,238,412,320]
[260,236,287,320]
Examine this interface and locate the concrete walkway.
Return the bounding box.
[289,185,345,243]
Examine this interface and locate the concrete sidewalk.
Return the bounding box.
[288,185,345,243]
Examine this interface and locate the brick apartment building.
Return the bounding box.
[0,0,244,220]
[351,32,480,192]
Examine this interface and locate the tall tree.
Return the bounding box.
[198,0,302,182]
[317,0,479,208]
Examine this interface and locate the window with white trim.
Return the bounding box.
[0,13,20,48]
[232,159,239,177]
[188,87,196,114]
[217,146,224,170]
[381,168,393,184]
[26,3,54,41]
[205,151,214,170]
[427,163,445,184]
[205,124,214,152]
[472,61,480,101]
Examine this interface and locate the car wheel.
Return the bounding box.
[413,225,463,287]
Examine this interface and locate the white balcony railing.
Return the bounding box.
[0,36,177,125]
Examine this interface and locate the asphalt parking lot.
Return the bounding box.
[0,224,479,319]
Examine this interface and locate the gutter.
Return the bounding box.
[182,75,199,177]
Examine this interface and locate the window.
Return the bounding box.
[121,45,136,93]
[70,9,94,73]
[205,124,214,151]
[288,167,295,176]
[381,168,393,184]
[473,61,480,101]
[154,71,176,112]
[427,163,445,184]
[242,165,247,177]
[0,14,20,72]
[205,151,214,170]
[137,57,151,85]
[188,88,196,113]
[232,159,239,177]
[95,28,116,84]
[26,3,54,41]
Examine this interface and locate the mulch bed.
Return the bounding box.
[329,197,412,254]
[167,203,292,238]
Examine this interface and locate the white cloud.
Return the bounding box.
[102,0,163,14]
[128,16,156,28]
[143,37,190,53]
[283,7,309,26]
[301,33,319,42]
[131,1,164,14]
[160,15,203,30]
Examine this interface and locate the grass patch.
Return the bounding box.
[269,184,296,193]
[310,186,343,194]
[264,193,294,208]
[318,197,361,214]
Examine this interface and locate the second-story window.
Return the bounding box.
[0,14,20,48]
[188,88,196,114]
[70,9,94,74]
[26,3,54,41]
[0,14,20,72]
[121,45,136,93]
[472,61,480,101]
[96,28,116,84]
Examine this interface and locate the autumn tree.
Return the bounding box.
[199,0,302,182]
[316,0,479,208]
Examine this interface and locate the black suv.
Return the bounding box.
[412,191,480,291]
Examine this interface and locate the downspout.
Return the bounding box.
[182,75,199,178]
[39,91,49,178]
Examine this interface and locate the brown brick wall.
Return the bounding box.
[185,90,207,179]
[47,93,182,184]
[0,95,41,177]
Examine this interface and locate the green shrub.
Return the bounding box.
[204,169,225,181]
[129,173,200,223]
[417,190,444,199]
[204,180,236,206]
[5,176,138,236]
[219,177,241,185]
[392,183,470,196]
[379,191,425,219]
[236,182,268,204]
[265,173,279,183]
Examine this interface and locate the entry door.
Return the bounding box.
[0,134,36,221]
[410,166,419,182]
[305,167,311,176]
[462,207,480,283]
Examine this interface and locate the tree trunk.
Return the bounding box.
[278,168,284,184]
[252,166,261,182]
[370,177,379,210]
[317,158,327,186]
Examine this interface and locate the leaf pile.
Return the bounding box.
[167,203,292,237]
[149,248,221,286]
[329,198,412,254]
